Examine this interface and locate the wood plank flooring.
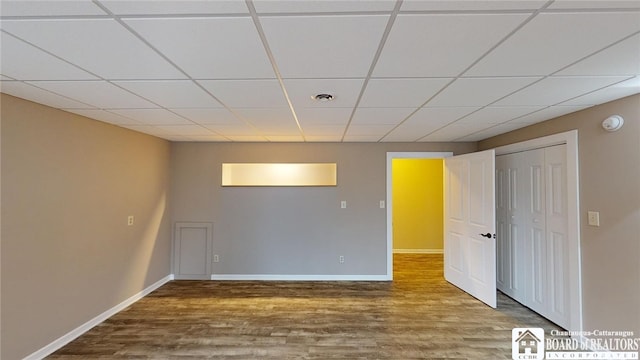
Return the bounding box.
[48,254,563,359]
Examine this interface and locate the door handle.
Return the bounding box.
[480,233,496,239]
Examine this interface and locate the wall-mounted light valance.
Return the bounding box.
[222,163,337,186]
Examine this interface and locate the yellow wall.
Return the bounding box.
[392,159,444,252]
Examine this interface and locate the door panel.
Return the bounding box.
[173,222,213,280]
[445,150,496,308]
[545,145,569,326]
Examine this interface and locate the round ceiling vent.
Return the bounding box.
[312,93,334,102]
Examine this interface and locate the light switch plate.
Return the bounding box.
[341,201,347,209]
[588,211,600,226]
[379,200,385,208]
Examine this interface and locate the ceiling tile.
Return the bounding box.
[379,132,420,142]
[401,0,547,11]
[494,76,633,106]
[170,108,239,125]
[154,125,217,136]
[63,109,141,125]
[181,135,231,142]
[114,80,222,108]
[427,77,541,107]
[265,135,305,142]
[227,135,270,142]
[420,122,494,141]
[100,1,248,15]
[109,109,193,125]
[381,106,479,141]
[508,105,594,124]
[304,135,343,142]
[260,15,389,78]
[547,1,640,9]
[0,81,95,109]
[296,108,352,126]
[300,125,345,136]
[203,123,261,136]
[254,0,396,13]
[407,106,480,127]
[559,76,640,106]
[0,33,98,81]
[557,33,640,76]
[457,122,530,142]
[360,78,451,107]
[234,108,300,135]
[124,17,274,79]
[0,0,106,16]
[120,124,174,137]
[466,12,640,76]
[455,106,543,124]
[350,107,415,125]
[373,13,528,77]
[27,80,156,108]
[1,19,186,79]
[344,135,384,142]
[197,80,287,108]
[346,124,396,136]
[284,79,364,108]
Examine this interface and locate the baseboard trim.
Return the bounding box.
[211,274,390,281]
[24,275,173,360]
[393,249,443,254]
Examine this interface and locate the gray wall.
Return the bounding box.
[0,94,173,360]
[479,94,640,336]
[171,142,476,276]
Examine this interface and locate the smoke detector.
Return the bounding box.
[602,115,624,132]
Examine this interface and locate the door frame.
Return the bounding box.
[385,152,453,280]
[493,130,582,333]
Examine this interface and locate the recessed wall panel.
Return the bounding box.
[222,163,337,186]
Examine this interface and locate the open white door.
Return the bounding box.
[444,150,496,308]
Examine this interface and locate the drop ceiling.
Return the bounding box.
[1,0,639,142]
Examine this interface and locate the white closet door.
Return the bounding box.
[496,153,525,300]
[544,145,569,327]
[495,144,570,330]
[524,148,548,316]
[496,156,510,293]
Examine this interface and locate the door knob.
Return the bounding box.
[480,233,495,238]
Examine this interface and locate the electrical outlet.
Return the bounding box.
[213,254,219,263]
[127,216,134,226]
[339,255,345,264]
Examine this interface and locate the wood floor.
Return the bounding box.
[48,254,562,359]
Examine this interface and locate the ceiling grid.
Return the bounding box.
[0,0,638,142]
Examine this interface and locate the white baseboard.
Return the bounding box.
[393,249,443,254]
[24,275,173,360]
[211,274,390,281]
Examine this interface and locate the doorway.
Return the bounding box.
[385,152,452,278]
[392,158,444,254]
